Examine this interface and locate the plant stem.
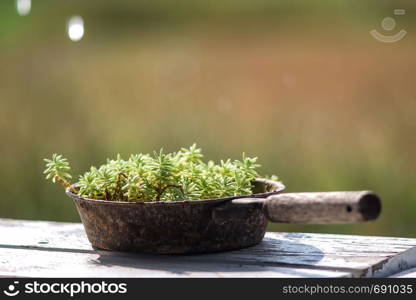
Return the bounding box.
[54,176,77,194]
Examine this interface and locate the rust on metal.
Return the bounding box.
[67,178,284,254]
[67,178,381,254]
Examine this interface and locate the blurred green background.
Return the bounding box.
[1,0,415,237]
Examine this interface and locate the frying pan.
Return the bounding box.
[66,178,381,254]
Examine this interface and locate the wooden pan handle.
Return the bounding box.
[262,191,381,224]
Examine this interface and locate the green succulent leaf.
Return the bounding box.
[43,145,281,202]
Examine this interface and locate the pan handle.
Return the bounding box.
[257,191,381,224]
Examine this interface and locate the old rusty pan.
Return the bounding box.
[66,178,381,254]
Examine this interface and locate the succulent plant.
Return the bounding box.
[44,144,280,202]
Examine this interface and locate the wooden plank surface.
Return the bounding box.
[0,218,415,278]
[391,267,416,278]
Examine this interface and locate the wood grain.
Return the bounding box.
[263,191,381,223]
[0,218,415,277]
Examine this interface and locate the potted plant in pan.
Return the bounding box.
[44,144,381,254]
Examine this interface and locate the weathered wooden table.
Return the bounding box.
[1,218,416,278]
